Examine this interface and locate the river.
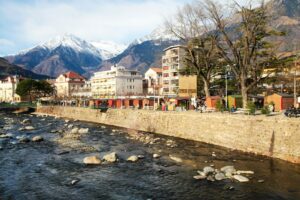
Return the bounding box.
[0,112,299,200]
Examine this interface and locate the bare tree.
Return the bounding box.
[205,0,285,108]
[165,2,220,98]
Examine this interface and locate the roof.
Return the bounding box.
[163,45,185,52]
[150,67,162,73]
[63,71,85,80]
[272,93,294,98]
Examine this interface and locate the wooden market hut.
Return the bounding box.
[264,93,294,111]
[206,96,221,108]
[228,95,243,109]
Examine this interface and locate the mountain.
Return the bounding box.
[91,41,127,60]
[5,34,102,78]
[97,26,180,74]
[265,0,300,51]
[0,57,49,80]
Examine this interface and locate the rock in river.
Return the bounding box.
[83,156,101,165]
[233,175,249,182]
[169,155,183,163]
[215,172,226,181]
[127,155,139,162]
[203,166,215,175]
[193,175,206,180]
[32,136,44,142]
[153,154,160,158]
[221,166,236,174]
[103,152,117,163]
[21,119,31,125]
[19,137,30,143]
[78,128,89,134]
[25,126,35,130]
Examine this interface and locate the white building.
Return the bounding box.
[144,67,162,95]
[0,75,23,102]
[162,45,186,96]
[91,65,143,98]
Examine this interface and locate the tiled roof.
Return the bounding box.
[63,71,85,80]
[150,68,162,73]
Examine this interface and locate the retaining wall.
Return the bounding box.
[36,106,300,163]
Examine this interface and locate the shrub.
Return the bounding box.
[216,99,225,112]
[261,106,271,115]
[247,101,256,115]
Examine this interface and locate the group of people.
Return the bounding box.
[191,97,207,112]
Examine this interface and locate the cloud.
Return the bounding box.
[0,0,191,51]
[0,38,14,46]
[0,0,262,55]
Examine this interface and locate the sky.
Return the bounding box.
[0,0,253,56]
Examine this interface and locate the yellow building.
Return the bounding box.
[178,75,197,98]
[55,71,86,97]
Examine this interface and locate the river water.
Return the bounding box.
[0,112,299,200]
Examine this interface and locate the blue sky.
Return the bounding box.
[0,0,253,56]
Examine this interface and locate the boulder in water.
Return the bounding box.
[233,175,249,182]
[67,124,73,129]
[221,166,236,174]
[236,170,254,175]
[169,155,183,163]
[83,156,101,165]
[78,128,89,134]
[153,154,160,158]
[71,179,80,185]
[193,175,206,180]
[19,137,30,143]
[32,136,44,142]
[203,166,215,175]
[215,172,226,181]
[103,152,117,163]
[127,155,139,162]
[70,128,79,134]
[21,119,31,125]
[25,126,35,130]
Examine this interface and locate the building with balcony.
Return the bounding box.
[0,75,23,102]
[162,45,186,96]
[55,71,86,97]
[144,67,162,95]
[91,65,143,98]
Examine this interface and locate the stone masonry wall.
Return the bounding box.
[36,106,300,163]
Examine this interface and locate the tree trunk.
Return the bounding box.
[240,78,248,109]
[203,79,211,98]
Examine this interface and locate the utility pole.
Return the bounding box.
[294,45,298,107]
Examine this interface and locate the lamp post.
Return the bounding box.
[225,65,229,109]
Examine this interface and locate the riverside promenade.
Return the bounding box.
[36,106,300,164]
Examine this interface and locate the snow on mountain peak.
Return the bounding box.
[131,25,179,46]
[40,34,101,57]
[91,40,128,60]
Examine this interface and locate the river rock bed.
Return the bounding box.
[0,112,299,200]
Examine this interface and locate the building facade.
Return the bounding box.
[178,75,197,98]
[0,75,23,102]
[55,71,86,97]
[144,67,162,95]
[91,65,143,98]
[162,45,186,97]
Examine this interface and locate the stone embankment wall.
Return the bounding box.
[36,106,300,163]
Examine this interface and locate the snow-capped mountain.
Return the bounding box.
[130,25,178,46]
[5,34,102,77]
[91,41,127,60]
[98,25,180,74]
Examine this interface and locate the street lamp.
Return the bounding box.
[225,65,229,109]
